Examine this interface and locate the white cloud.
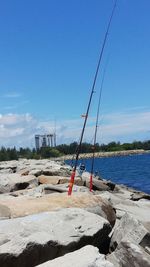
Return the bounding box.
[0,109,150,148]
[0,113,37,147]
[3,101,29,110]
[3,92,21,98]
[0,113,32,126]
[56,110,150,144]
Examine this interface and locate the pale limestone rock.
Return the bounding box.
[0,192,116,226]
[38,175,84,186]
[0,173,38,193]
[37,245,114,267]
[99,190,150,229]
[29,169,42,176]
[0,204,11,220]
[108,240,150,267]
[110,213,149,251]
[0,208,111,267]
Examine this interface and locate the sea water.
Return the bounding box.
[66,153,150,194]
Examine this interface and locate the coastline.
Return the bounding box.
[58,149,150,160]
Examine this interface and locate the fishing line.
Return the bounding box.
[89,67,107,191]
[68,0,117,195]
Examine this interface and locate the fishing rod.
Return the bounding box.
[68,0,117,196]
[89,69,106,191]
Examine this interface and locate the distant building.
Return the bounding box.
[35,135,40,150]
[42,136,47,147]
[35,134,56,150]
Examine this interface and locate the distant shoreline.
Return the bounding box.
[58,149,150,160]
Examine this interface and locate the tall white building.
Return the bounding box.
[35,134,56,150]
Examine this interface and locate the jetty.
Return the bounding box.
[58,149,149,161]
[0,158,149,266]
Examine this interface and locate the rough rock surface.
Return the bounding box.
[0,192,116,226]
[37,245,114,267]
[0,159,72,177]
[0,204,11,220]
[42,183,89,194]
[108,240,150,267]
[99,190,150,230]
[0,184,89,199]
[0,173,38,193]
[38,175,84,186]
[82,173,115,191]
[130,192,150,201]
[0,159,149,267]
[87,178,110,191]
[110,213,149,251]
[0,208,112,267]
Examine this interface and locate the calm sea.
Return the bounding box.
[66,153,150,194]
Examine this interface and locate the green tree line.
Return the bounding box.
[0,140,150,161]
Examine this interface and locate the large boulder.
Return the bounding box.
[87,179,110,191]
[0,204,11,220]
[42,184,89,194]
[0,208,112,267]
[82,173,115,191]
[108,203,150,267]
[99,190,150,230]
[130,192,150,201]
[0,192,116,226]
[114,199,150,230]
[0,184,89,200]
[108,240,150,267]
[29,169,43,176]
[0,169,13,174]
[110,213,149,251]
[0,173,38,193]
[37,245,114,267]
[0,161,17,172]
[38,175,84,186]
[15,159,71,176]
[42,168,71,176]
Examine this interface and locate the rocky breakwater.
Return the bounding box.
[0,159,149,267]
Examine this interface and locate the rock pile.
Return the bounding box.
[0,159,149,267]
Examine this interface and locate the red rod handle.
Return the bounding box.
[90,174,93,192]
[68,170,76,196]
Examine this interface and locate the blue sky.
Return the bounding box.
[0,0,150,147]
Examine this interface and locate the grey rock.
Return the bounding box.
[87,178,110,191]
[16,159,71,177]
[0,204,11,220]
[42,168,70,176]
[131,192,150,201]
[29,169,42,177]
[43,184,88,194]
[0,192,116,227]
[0,173,38,193]
[38,175,84,186]
[0,161,17,172]
[0,208,112,267]
[110,213,149,251]
[84,175,115,192]
[108,240,150,267]
[99,190,150,229]
[37,245,114,267]
[0,169,13,174]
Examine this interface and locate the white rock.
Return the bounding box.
[108,240,150,267]
[110,213,149,251]
[0,173,38,193]
[37,245,114,267]
[0,208,112,267]
[0,192,116,227]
